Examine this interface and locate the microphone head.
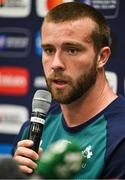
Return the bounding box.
[32,90,52,114]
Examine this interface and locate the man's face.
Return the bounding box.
[41,18,99,104]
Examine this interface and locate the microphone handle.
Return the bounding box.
[28,112,45,152]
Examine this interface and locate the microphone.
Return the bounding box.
[28,90,52,152]
[35,140,83,179]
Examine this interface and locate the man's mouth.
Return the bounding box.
[51,79,68,88]
[53,79,67,84]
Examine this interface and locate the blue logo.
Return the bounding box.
[79,0,92,6]
[79,0,119,19]
[0,27,31,58]
[35,31,42,58]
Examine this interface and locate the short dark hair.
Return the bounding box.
[44,2,111,52]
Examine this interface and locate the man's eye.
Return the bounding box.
[68,48,78,55]
[44,48,54,55]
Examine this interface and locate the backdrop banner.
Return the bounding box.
[0,0,124,156]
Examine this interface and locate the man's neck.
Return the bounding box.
[60,75,117,127]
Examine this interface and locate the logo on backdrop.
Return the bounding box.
[0,0,31,18]
[33,76,47,89]
[105,71,118,93]
[0,67,29,95]
[36,0,119,19]
[124,78,125,96]
[35,31,42,57]
[79,0,119,19]
[0,27,31,58]
[0,105,29,134]
[36,0,74,17]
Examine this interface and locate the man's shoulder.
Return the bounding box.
[117,94,125,104]
[106,94,125,115]
[105,95,125,146]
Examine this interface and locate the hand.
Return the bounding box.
[13,140,42,174]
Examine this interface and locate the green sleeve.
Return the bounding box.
[21,126,29,140]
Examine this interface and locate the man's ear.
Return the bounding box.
[97,47,111,68]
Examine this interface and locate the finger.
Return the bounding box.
[14,147,39,161]
[19,165,33,174]
[14,155,37,170]
[17,140,34,148]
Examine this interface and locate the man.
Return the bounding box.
[13,2,125,179]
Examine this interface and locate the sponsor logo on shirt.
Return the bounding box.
[0,66,29,95]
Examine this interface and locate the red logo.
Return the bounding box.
[46,0,64,10]
[36,0,73,17]
[0,0,6,7]
[0,67,29,95]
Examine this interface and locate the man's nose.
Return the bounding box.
[51,52,65,71]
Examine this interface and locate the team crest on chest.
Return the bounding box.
[81,145,93,168]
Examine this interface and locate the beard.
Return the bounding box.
[45,59,97,104]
